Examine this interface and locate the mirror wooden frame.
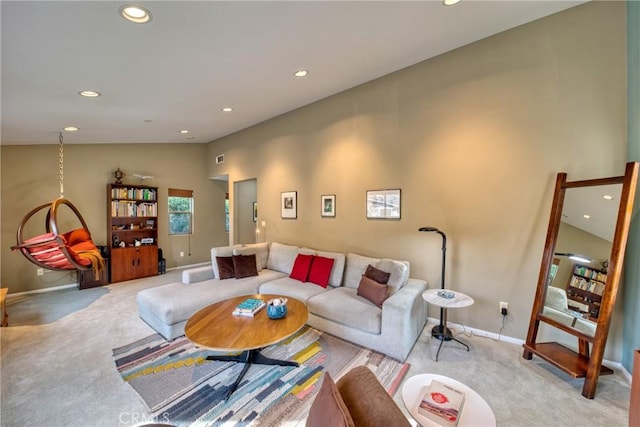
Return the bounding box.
[523,161,639,399]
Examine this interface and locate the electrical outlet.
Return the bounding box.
[37,268,44,276]
[179,251,184,257]
[500,301,509,315]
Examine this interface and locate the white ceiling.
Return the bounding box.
[562,184,622,243]
[1,0,585,146]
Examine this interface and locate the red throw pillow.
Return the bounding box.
[308,256,335,288]
[290,253,314,282]
[216,256,235,279]
[357,275,389,308]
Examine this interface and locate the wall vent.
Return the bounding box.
[216,154,225,164]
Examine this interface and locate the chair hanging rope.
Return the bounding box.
[11,132,104,275]
[59,132,64,198]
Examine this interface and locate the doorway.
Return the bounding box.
[234,178,257,245]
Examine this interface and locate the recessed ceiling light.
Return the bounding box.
[293,69,308,78]
[64,126,79,132]
[221,107,233,112]
[603,194,614,200]
[179,130,189,134]
[120,5,152,24]
[79,90,101,98]
[443,0,461,5]
[583,214,591,219]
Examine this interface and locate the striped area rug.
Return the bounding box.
[113,326,409,426]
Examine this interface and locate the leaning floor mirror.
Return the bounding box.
[523,161,639,399]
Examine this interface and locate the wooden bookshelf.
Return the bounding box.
[566,263,607,321]
[107,184,158,283]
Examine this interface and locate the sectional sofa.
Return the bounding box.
[542,286,596,336]
[136,242,428,361]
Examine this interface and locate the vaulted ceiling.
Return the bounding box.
[1,1,584,145]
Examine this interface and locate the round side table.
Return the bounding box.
[402,373,496,427]
[422,289,474,361]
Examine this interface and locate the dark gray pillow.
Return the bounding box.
[364,264,390,284]
[216,256,235,279]
[232,254,258,279]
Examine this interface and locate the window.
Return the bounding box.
[225,193,230,233]
[168,188,193,235]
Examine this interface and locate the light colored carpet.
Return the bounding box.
[0,269,631,426]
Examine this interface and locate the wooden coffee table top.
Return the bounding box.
[185,294,308,351]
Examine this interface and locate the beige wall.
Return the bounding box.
[1,143,227,293]
[206,2,627,354]
[553,222,613,291]
[234,178,258,244]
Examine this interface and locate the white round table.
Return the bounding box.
[402,374,496,427]
[422,289,474,361]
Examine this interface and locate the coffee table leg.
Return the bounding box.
[206,349,299,400]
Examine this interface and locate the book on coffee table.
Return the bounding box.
[232,298,266,317]
[418,379,465,426]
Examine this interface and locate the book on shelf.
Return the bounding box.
[418,380,465,427]
[232,297,265,317]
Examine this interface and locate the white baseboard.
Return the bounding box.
[7,282,78,298]
[428,316,523,345]
[434,316,629,382]
[8,263,211,299]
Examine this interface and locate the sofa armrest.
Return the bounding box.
[182,265,214,284]
[336,366,411,427]
[380,278,428,358]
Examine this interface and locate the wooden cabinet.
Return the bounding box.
[110,246,158,283]
[107,184,159,283]
[565,264,607,321]
[78,258,110,289]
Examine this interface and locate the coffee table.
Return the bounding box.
[402,373,496,427]
[185,294,308,400]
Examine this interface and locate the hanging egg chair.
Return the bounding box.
[11,133,104,275]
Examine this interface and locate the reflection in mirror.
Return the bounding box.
[541,184,621,337]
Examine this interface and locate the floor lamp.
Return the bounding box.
[418,226,449,340]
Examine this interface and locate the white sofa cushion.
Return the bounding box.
[267,242,299,273]
[375,258,409,294]
[316,250,346,287]
[243,242,269,269]
[233,246,263,272]
[545,286,568,310]
[308,287,381,335]
[344,253,381,289]
[210,245,241,279]
[259,277,328,302]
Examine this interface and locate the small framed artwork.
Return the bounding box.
[366,189,401,219]
[321,194,336,217]
[281,191,297,219]
[252,202,258,222]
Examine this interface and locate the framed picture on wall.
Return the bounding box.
[321,194,336,217]
[281,191,297,219]
[366,189,401,219]
[252,202,258,222]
